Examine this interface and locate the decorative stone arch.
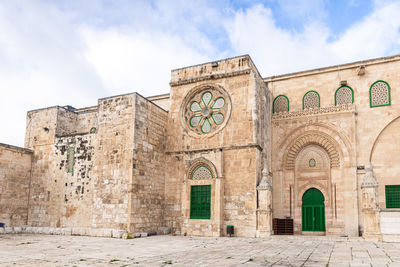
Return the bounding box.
[369,115,400,162]
[275,123,353,170]
[187,157,218,180]
[298,183,330,207]
[296,144,330,170]
[284,131,340,170]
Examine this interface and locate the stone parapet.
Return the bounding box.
[272,103,355,120]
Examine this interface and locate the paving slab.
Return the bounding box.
[0,234,399,266]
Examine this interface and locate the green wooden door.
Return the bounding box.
[302,188,325,231]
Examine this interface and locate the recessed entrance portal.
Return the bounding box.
[302,188,325,232]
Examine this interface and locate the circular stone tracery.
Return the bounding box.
[183,85,231,136]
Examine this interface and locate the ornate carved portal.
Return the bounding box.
[293,145,331,234]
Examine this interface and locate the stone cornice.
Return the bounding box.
[169,69,251,87]
[0,143,33,154]
[272,104,355,121]
[165,143,262,154]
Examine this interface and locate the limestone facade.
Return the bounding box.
[1,54,400,239]
[0,144,32,226]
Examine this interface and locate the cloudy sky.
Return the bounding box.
[1,0,400,146]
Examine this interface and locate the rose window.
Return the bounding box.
[183,86,230,136]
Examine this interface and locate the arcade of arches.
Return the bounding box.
[1,54,400,241]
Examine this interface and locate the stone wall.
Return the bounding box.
[52,133,95,228]
[129,94,167,233]
[165,55,269,237]
[23,93,168,235]
[0,143,32,226]
[25,107,60,226]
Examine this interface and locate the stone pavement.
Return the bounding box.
[1,234,400,266]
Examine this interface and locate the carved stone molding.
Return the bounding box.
[284,133,340,170]
[272,103,355,120]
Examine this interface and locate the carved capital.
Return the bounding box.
[361,162,379,188]
[257,169,272,191]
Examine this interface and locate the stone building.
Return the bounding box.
[1,54,400,241]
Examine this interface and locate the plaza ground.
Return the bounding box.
[1,234,400,266]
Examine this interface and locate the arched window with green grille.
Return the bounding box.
[370,80,391,107]
[273,95,289,113]
[303,90,320,109]
[335,85,354,105]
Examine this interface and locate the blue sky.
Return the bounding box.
[1,0,400,146]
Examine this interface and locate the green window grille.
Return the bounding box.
[386,185,400,208]
[190,185,211,219]
[302,90,320,110]
[334,85,354,105]
[370,80,391,108]
[184,87,228,135]
[67,146,75,174]
[272,95,289,113]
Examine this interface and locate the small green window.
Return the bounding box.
[370,80,391,107]
[335,85,354,105]
[309,158,316,167]
[386,185,400,208]
[67,146,75,174]
[190,185,211,219]
[303,90,320,109]
[273,95,289,113]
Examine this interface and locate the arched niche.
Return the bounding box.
[370,116,400,208]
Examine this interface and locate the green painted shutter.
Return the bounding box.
[302,188,325,231]
[190,185,211,219]
[386,185,400,208]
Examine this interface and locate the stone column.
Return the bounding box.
[256,168,273,237]
[214,176,223,237]
[361,162,382,241]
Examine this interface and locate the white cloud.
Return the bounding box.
[80,27,209,96]
[0,0,220,146]
[0,1,106,146]
[226,2,400,76]
[1,0,400,147]
[226,5,332,75]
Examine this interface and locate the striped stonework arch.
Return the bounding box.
[187,157,218,180]
[284,132,340,170]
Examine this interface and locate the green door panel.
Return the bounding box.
[302,188,325,232]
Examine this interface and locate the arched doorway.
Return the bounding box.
[302,188,325,232]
